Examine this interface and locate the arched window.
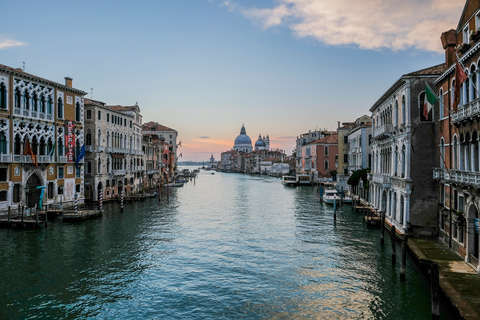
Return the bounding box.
[75,102,81,121]
[453,135,458,169]
[400,196,405,224]
[87,161,92,174]
[0,83,6,109]
[0,132,6,154]
[32,92,38,112]
[14,134,21,155]
[472,65,477,100]
[465,74,470,104]
[394,100,398,126]
[439,88,444,119]
[14,88,21,109]
[23,91,30,110]
[58,137,64,156]
[57,97,63,119]
[401,145,406,178]
[97,129,102,147]
[452,79,456,106]
[98,158,102,174]
[440,138,445,168]
[47,97,52,114]
[401,95,406,125]
[39,94,45,113]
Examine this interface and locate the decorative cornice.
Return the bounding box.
[435,41,480,84]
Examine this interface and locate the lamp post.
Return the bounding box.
[25,186,30,209]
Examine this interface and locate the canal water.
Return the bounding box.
[0,168,456,319]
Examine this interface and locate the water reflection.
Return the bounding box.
[0,169,455,319]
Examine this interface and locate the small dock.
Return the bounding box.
[62,209,102,222]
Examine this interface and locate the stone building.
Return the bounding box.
[369,65,444,237]
[0,64,86,210]
[83,99,143,202]
[347,115,372,174]
[142,121,177,176]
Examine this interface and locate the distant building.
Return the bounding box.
[233,124,253,153]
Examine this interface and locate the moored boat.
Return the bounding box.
[282,175,297,186]
[323,189,341,204]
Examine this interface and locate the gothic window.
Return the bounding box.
[98,158,102,174]
[14,135,21,155]
[0,83,6,109]
[75,102,81,121]
[57,97,63,119]
[39,94,45,113]
[47,97,53,114]
[58,138,64,156]
[453,135,458,169]
[440,138,445,168]
[401,95,406,124]
[32,93,38,111]
[0,132,6,154]
[87,161,92,174]
[15,88,21,109]
[23,91,30,110]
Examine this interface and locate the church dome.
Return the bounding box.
[233,124,253,153]
[255,134,266,148]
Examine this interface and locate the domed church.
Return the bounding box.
[233,124,270,153]
[233,124,253,153]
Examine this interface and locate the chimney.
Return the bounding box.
[440,29,456,69]
[337,121,340,129]
[64,77,73,88]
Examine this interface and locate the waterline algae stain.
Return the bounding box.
[0,168,456,319]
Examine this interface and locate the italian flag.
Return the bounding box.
[424,83,438,119]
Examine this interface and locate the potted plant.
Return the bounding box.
[470,29,480,42]
[456,43,471,54]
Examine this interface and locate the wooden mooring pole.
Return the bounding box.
[400,235,408,281]
[380,212,385,245]
[391,225,396,265]
[431,263,440,319]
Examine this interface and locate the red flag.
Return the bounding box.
[24,138,37,166]
[454,60,468,112]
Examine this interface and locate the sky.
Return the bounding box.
[0,0,465,161]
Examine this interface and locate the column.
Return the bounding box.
[404,195,410,229]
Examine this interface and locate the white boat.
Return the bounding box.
[282,176,297,186]
[323,189,341,204]
[342,194,353,204]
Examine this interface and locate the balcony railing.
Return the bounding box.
[112,170,126,176]
[433,167,480,187]
[373,124,393,140]
[0,154,12,162]
[452,98,480,124]
[97,146,104,152]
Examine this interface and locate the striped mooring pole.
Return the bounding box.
[99,189,103,212]
[121,190,124,213]
[74,193,78,215]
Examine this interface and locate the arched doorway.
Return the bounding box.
[85,182,92,203]
[381,190,387,213]
[26,174,42,208]
[468,204,479,266]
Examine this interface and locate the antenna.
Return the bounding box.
[90,88,93,99]
[22,61,25,71]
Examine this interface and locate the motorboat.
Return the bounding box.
[323,189,341,204]
[342,194,353,204]
[282,176,297,186]
[296,174,313,186]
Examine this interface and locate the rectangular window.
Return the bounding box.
[0,191,6,201]
[76,166,81,178]
[48,182,54,199]
[13,184,20,203]
[107,114,110,122]
[86,109,92,119]
[58,167,64,179]
[343,154,348,163]
[324,146,329,156]
[130,120,132,128]
[124,119,127,127]
[324,160,329,170]
[0,168,7,181]
[464,25,470,44]
[344,135,348,144]
[98,110,101,120]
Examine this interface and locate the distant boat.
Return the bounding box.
[296,174,313,186]
[282,176,297,186]
[323,189,340,204]
[211,172,215,175]
[342,193,353,204]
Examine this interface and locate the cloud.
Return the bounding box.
[236,0,463,53]
[0,38,26,50]
[198,136,210,139]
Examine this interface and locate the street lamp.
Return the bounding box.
[25,186,30,208]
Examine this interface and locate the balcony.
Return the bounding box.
[97,146,104,152]
[86,145,93,152]
[373,124,393,140]
[433,167,480,187]
[371,173,391,188]
[112,169,126,176]
[452,98,480,125]
[0,154,12,162]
